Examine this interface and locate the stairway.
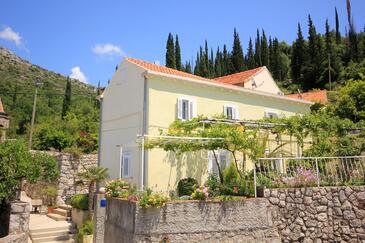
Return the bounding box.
[29,206,75,243]
[47,205,72,221]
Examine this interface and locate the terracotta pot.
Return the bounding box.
[47,206,55,214]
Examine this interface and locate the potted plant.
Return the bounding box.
[77,220,93,243]
[42,186,58,213]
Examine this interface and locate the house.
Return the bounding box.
[0,98,9,142]
[99,58,313,191]
[286,90,327,104]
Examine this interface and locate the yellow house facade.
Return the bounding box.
[100,58,313,192]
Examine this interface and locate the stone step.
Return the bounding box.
[30,226,71,234]
[30,229,70,239]
[31,234,71,243]
[58,205,72,211]
[47,213,67,221]
[53,208,68,217]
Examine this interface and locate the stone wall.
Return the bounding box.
[264,186,365,242]
[24,152,97,205]
[55,153,97,205]
[0,201,30,243]
[104,198,280,243]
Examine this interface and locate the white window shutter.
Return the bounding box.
[177,98,182,120]
[208,151,213,173]
[189,100,197,119]
[234,106,239,120]
[223,105,227,117]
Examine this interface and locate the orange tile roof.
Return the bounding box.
[0,98,4,113]
[213,67,264,85]
[286,90,327,103]
[126,57,211,82]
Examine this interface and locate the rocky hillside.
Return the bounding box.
[0,46,97,137]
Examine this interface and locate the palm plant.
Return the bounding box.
[76,166,109,219]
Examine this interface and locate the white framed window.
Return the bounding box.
[177,97,197,120]
[264,110,279,119]
[208,150,230,174]
[223,105,239,120]
[121,152,131,178]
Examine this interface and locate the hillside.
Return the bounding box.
[0,46,98,139]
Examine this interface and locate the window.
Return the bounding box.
[177,98,197,120]
[208,150,230,174]
[121,152,131,178]
[223,105,239,120]
[264,110,279,119]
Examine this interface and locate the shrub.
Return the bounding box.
[191,186,209,200]
[138,188,168,208]
[70,194,88,210]
[205,174,220,197]
[77,220,93,241]
[177,177,198,196]
[105,179,131,198]
[42,186,58,206]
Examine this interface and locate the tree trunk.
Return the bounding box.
[231,151,242,178]
[212,151,224,184]
[88,183,94,220]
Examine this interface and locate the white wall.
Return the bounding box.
[245,68,282,95]
[100,60,145,187]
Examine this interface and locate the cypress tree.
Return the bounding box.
[61,77,71,119]
[209,48,215,78]
[184,61,192,73]
[194,52,200,75]
[268,37,274,71]
[165,33,176,68]
[175,35,182,70]
[231,28,245,72]
[204,40,209,74]
[261,30,269,67]
[291,23,307,82]
[215,47,223,77]
[222,44,230,75]
[272,38,280,80]
[255,29,262,67]
[335,7,341,45]
[246,38,255,69]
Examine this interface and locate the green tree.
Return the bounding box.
[255,29,262,67]
[291,23,307,82]
[76,166,108,219]
[0,140,59,202]
[61,78,71,119]
[165,33,176,69]
[183,61,192,73]
[261,30,269,67]
[175,35,182,71]
[335,7,341,45]
[246,38,255,69]
[215,47,223,77]
[231,28,245,72]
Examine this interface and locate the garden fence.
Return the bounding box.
[253,156,365,197]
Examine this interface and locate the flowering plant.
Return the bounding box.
[285,166,317,187]
[191,186,209,200]
[105,179,130,198]
[138,188,168,208]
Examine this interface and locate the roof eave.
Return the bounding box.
[144,70,313,106]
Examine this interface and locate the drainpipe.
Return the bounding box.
[141,74,148,191]
[96,94,104,190]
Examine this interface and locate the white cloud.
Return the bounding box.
[0,26,22,46]
[92,43,125,57]
[70,66,87,84]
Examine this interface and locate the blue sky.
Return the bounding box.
[0,0,364,86]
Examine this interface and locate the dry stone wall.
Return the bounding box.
[264,186,365,243]
[0,201,30,243]
[25,152,97,205]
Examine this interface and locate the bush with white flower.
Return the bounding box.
[191,186,209,200]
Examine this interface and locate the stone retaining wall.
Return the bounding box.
[264,186,365,242]
[25,152,97,205]
[0,201,30,243]
[104,198,280,243]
